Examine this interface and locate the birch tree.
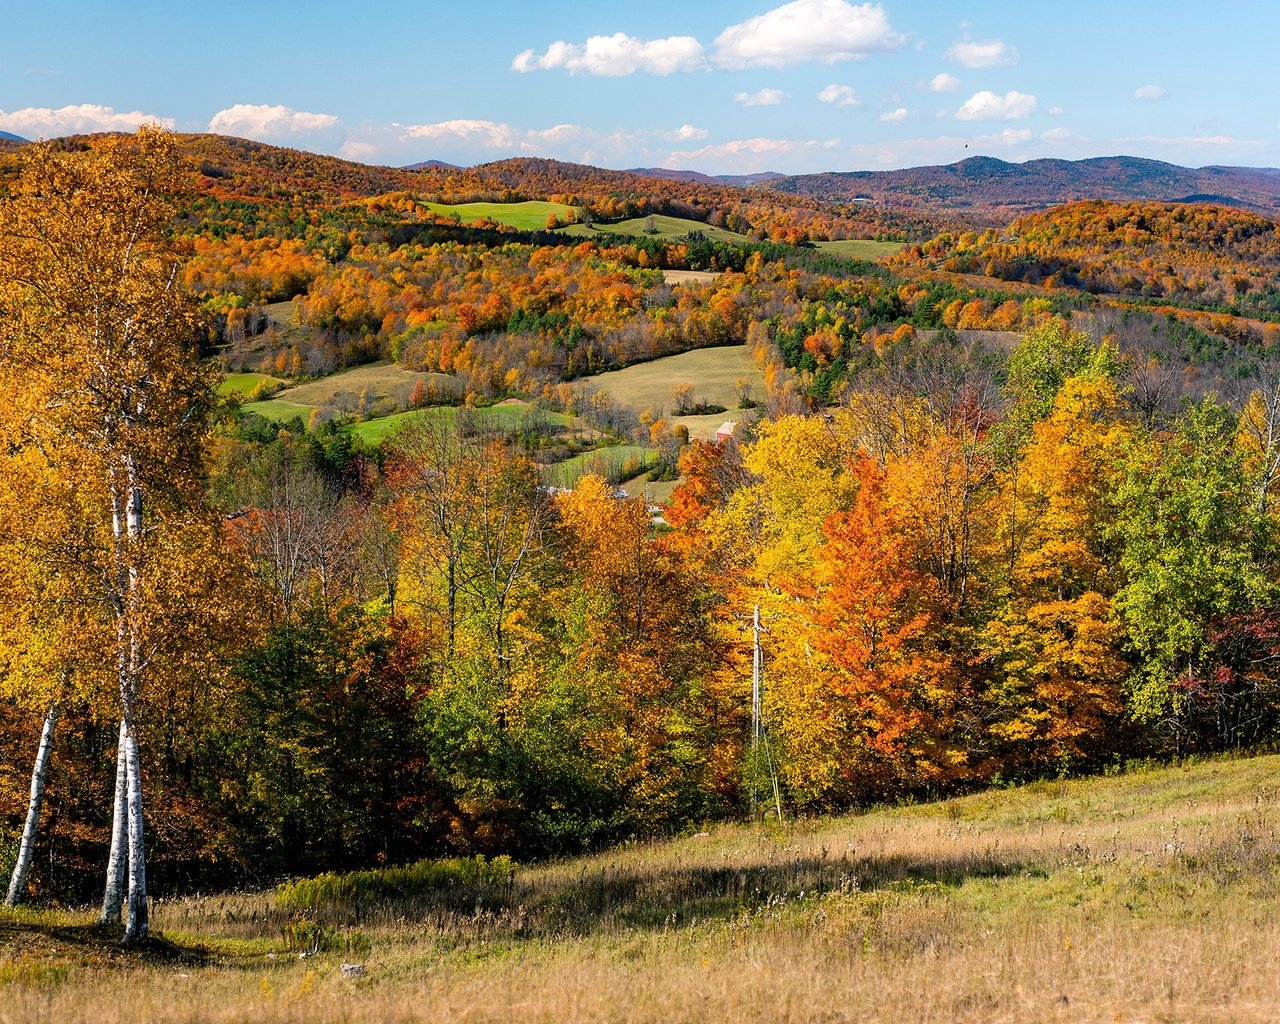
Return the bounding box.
[0,126,212,942]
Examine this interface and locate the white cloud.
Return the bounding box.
[1048,106,1066,116]
[1132,85,1169,102]
[930,73,960,93]
[209,104,340,139]
[0,103,174,138]
[398,119,519,149]
[666,123,709,141]
[818,84,860,107]
[955,90,1037,121]
[878,107,909,122]
[338,141,377,161]
[713,0,906,68]
[512,33,705,75]
[736,88,789,107]
[1040,127,1080,143]
[946,38,1018,68]
[667,135,840,173]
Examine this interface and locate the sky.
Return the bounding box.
[3,0,1279,174]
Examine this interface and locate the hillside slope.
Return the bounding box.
[4,754,1280,1022]
[771,155,1280,219]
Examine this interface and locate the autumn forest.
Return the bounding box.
[3,126,1280,958]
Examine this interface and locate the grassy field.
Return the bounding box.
[420,200,575,231]
[576,346,764,439]
[5,754,1280,1022]
[348,401,576,446]
[559,214,749,243]
[543,444,659,488]
[216,372,283,398]
[814,239,909,261]
[241,362,459,425]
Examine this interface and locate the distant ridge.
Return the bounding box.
[403,159,462,171]
[769,155,1280,218]
[627,167,785,188]
[0,130,28,143]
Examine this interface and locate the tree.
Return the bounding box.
[0,127,212,941]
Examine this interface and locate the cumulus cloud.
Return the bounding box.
[955,90,1037,121]
[818,84,860,107]
[512,33,705,75]
[666,135,842,173]
[946,37,1018,68]
[714,0,906,68]
[209,104,340,139]
[930,73,960,93]
[878,107,909,122]
[736,88,789,107]
[397,119,519,149]
[666,123,709,141]
[1132,85,1169,102]
[0,103,174,138]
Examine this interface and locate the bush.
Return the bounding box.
[275,855,517,914]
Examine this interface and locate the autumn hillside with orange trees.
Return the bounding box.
[7,128,1280,933]
[890,199,1280,320]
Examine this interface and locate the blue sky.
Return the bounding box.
[3,0,1278,173]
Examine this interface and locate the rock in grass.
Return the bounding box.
[340,963,367,978]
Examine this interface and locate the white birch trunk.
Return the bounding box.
[4,701,59,907]
[122,725,148,942]
[98,718,129,924]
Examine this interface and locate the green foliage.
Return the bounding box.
[1113,398,1276,735]
[276,855,514,914]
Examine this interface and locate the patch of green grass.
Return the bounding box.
[575,346,764,438]
[559,215,749,243]
[814,239,908,261]
[217,372,284,397]
[421,200,576,231]
[545,445,658,487]
[240,398,315,423]
[348,400,577,445]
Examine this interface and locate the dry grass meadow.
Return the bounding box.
[4,754,1280,1023]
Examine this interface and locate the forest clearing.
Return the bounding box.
[3,754,1278,1023]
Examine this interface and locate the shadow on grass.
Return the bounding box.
[0,914,210,966]
[521,849,1034,932]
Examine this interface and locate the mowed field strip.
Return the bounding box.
[576,345,765,438]
[420,200,576,230]
[559,214,749,243]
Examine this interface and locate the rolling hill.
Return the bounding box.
[769,155,1280,219]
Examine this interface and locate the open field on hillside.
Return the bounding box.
[576,346,764,439]
[543,444,659,488]
[814,238,908,260]
[662,269,720,285]
[420,200,575,231]
[559,214,749,243]
[346,400,577,446]
[241,362,459,424]
[216,372,284,397]
[5,755,1280,1023]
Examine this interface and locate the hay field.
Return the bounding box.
[576,346,764,439]
[559,215,749,243]
[814,239,909,260]
[5,754,1280,1023]
[420,200,575,230]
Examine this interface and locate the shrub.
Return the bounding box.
[275,855,517,914]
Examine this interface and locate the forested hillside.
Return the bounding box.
[3,130,1280,927]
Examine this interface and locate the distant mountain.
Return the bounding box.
[403,159,462,171]
[0,131,28,143]
[769,156,1280,219]
[627,167,786,188]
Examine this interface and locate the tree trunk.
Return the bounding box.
[121,724,148,942]
[4,701,59,907]
[99,718,129,925]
